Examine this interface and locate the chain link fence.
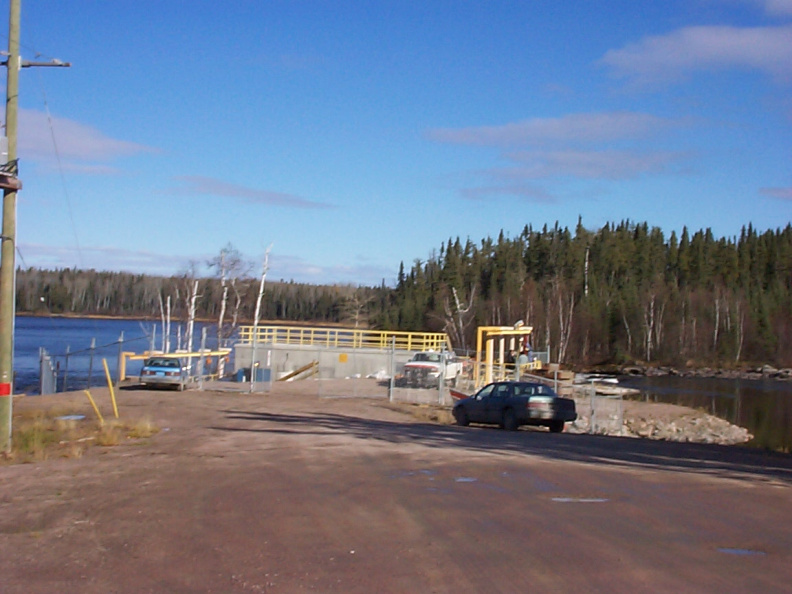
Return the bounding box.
[570,383,624,435]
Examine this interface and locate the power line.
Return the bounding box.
[35,71,82,268]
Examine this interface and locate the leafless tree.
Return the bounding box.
[208,244,249,348]
[342,289,374,329]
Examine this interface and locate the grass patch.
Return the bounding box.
[384,402,455,425]
[3,408,160,465]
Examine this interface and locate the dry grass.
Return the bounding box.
[384,402,455,424]
[4,408,160,464]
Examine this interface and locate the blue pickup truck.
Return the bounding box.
[452,381,577,433]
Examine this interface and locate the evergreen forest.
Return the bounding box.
[15,220,792,369]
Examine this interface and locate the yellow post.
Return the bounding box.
[102,358,119,419]
[119,351,135,382]
[83,390,104,425]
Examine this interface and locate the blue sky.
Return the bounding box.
[4,0,791,285]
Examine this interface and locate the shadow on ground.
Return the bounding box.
[211,408,792,485]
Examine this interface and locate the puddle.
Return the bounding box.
[717,548,766,557]
[552,497,609,503]
[455,477,478,483]
[56,415,86,421]
[390,469,437,480]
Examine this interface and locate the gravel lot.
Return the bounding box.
[1,383,791,593]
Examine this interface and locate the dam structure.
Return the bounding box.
[233,325,451,382]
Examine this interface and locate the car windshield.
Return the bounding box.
[145,358,180,368]
[414,353,441,362]
[475,384,495,399]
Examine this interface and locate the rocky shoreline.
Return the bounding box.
[603,364,792,381]
[566,395,754,446]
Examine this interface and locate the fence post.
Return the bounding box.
[38,347,44,395]
[116,332,124,388]
[439,353,446,405]
[39,347,57,395]
[389,336,395,403]
[198,327,207,391]
[63,345,70,392]
[87,337,96,390]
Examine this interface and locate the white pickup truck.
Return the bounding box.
[403,351,463,388]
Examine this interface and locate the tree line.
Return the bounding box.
[370,220,792,368]
[16,268,358,327]
[14,220,792,368]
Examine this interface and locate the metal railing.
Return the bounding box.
[237,325,451,352]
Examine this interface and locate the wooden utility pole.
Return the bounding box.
[0,0,69,452]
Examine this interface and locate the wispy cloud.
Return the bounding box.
[760,186,792,200]
[428,112,678,147]
[19,242,388,285]
[428,112,691,200]
[459,184,557,203]
[172,176,335,209]
[18,243,188,275]
[600,25,792,87]
[754,0,792,16]
[500,149,691,180]
[269,253,393,286]
[18,109,156,171]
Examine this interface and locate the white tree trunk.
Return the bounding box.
[186,280,198,353]
[165,296,171,353]
[250,247,272,391]
[217,250,228,349]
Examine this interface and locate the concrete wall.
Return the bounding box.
[234,343,417,380]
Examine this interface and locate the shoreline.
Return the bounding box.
[17,313,792,381]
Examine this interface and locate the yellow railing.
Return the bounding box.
[473,360,544,387]
[237,325,451,352]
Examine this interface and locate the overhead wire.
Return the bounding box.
[34,66,83,268]
[1,15,84,270]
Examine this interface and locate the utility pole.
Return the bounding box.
[0,0,69,453]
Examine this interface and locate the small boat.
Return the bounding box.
[449,388,470,401]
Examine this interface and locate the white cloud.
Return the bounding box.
[172,176,334,209]
[18,109,156,168]
[600,25,792,86]
[428,112,679,147]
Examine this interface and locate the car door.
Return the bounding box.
[485,383,512,424]
[465,384,494,423]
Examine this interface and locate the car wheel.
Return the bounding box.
[454,408,470,427]
[502,409,518,431]
[549,420,564,433]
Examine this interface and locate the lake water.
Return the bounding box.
[12,316,218,394]
[619,375,792,452]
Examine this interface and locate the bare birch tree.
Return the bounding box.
[442,285,476,354]
[554,279,575,364]
[208,244,248,349]
[250,246,272,392]
[342,289,374,329]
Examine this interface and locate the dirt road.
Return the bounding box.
[1,385,791,593]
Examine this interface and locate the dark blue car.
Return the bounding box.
[452,381,576,433]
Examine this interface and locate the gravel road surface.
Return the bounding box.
[1,385,791,593]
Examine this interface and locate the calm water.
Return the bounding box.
[13,316,218,393]
[619,375,792,452]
